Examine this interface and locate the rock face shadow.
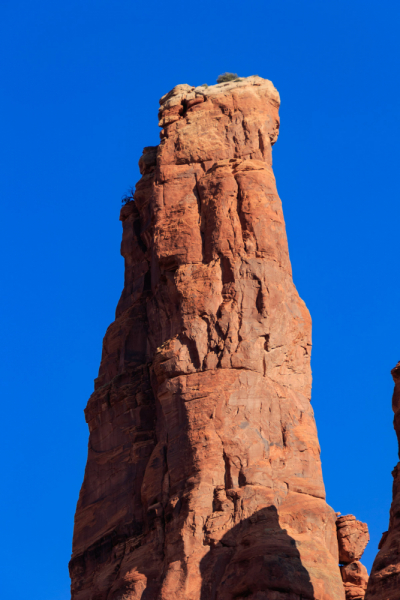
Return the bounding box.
[200,505,315,600]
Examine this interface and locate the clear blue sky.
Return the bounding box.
[1,1,399,598]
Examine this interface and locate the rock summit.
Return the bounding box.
[70,76,367,600]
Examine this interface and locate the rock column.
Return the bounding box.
[70,77,346,600]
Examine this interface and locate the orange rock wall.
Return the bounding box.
[365,362,400,600]
[70,77,345,600]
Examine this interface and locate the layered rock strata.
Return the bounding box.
[366,362,400,600]
[70,76,345,600]
[337,515,369,599]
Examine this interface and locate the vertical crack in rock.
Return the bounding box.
[70,76,346,600]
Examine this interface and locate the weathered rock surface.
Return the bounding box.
[336,515,369,599]
[340,562,369,600]
[70,76,345,600]
[366,362,400,600]
[337,515,370,564]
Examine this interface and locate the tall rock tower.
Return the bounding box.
[70,76,345,600]
[366,362,400,600]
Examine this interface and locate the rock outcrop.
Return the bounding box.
[337,515,370,564]
[337,515,369,599]
[341,562,369,600]
[70,76,345,600]
[366,362,400,600]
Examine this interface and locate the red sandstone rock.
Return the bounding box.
[337,515,370,564]
[336,515,369,599]
[365,362,400,600]
[341,561,369,600]
[70,77,345,600]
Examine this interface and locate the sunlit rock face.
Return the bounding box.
[337,515,369,599]
[69,76,345,600]
[366,362,400,600]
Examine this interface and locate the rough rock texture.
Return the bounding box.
[337,515,370,564]
[366,362,400,600]
[70,76,345,600]
[336,515,369,599]
[340,562,369,600]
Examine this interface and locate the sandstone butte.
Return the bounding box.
[70,76,369,600]
[365,362,400,600]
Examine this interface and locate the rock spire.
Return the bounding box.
[70,76,346,599]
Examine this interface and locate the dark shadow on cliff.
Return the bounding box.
[200,504,315,600]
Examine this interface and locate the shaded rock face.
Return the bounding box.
[70,77,345,600]
[366,362,400,600]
